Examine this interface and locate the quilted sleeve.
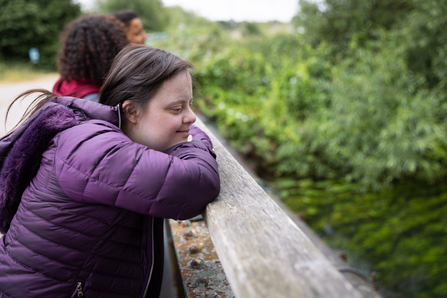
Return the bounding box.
[54,121,220,220]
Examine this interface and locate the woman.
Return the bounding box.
[112,9,148,44]
[0,44,220,298]
[52,15,129,102]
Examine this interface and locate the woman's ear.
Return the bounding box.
[121,101,140,125]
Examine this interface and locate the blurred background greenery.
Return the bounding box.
[1,0,446,297]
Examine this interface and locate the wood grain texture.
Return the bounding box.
[195,117,364,298]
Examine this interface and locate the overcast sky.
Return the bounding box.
[75,0,300,23]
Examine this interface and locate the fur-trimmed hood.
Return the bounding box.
[0,97,120,233]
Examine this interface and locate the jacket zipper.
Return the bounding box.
[142,217,155,298]
[70,281,84,298]
[69,219,154,298]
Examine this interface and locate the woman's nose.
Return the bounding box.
[184,107,196,124]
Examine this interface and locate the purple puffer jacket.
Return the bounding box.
[0,97,220,298]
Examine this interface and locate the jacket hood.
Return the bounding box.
[0,97,120,233]
[52,77,101,98]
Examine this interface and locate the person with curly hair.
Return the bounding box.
[52,15,129,102]
[112,9,148,44]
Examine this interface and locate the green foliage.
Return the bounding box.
[294,0,414,53]
[186,0,447,191]
[295,0,447,91]
[95,0,166,32]
[272,178,447,298]
[239,21,262,37]
[0,0,81,69]
[193,47,273,169]
[389,0,447,89]
[163,6,197,30]
[195,31,447,189]
[278,46,447,189]
[150,15,229,65]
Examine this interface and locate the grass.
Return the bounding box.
[0,61,57,84]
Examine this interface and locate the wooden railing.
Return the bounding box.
[192,117,382,298]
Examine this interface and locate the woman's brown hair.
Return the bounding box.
[100,44,193,112]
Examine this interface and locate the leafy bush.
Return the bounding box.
[150,15,228,66]
[185,2,447,190]
[0,0,81,69]
[192,31,447,189]
[278,46,447,189]
[293,0,414,55]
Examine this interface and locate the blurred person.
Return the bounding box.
[0,44,220,298]
[52,15,129,102]
[112,9,148,44]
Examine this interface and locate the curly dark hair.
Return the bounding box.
[111,9,139,28]
[57,15,129,86]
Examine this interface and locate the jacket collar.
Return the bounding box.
[0,97,121,174]
[53,96,121,128]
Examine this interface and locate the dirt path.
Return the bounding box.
[0,74,59,136]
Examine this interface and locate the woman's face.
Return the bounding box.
[124,70,196,151]
[127,18,147,44]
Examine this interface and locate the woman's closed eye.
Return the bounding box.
[171,106,182,113]
[170,99,192,113]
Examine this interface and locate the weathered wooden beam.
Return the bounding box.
[195,117,364,298]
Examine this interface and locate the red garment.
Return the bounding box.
[52,78,101,98]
